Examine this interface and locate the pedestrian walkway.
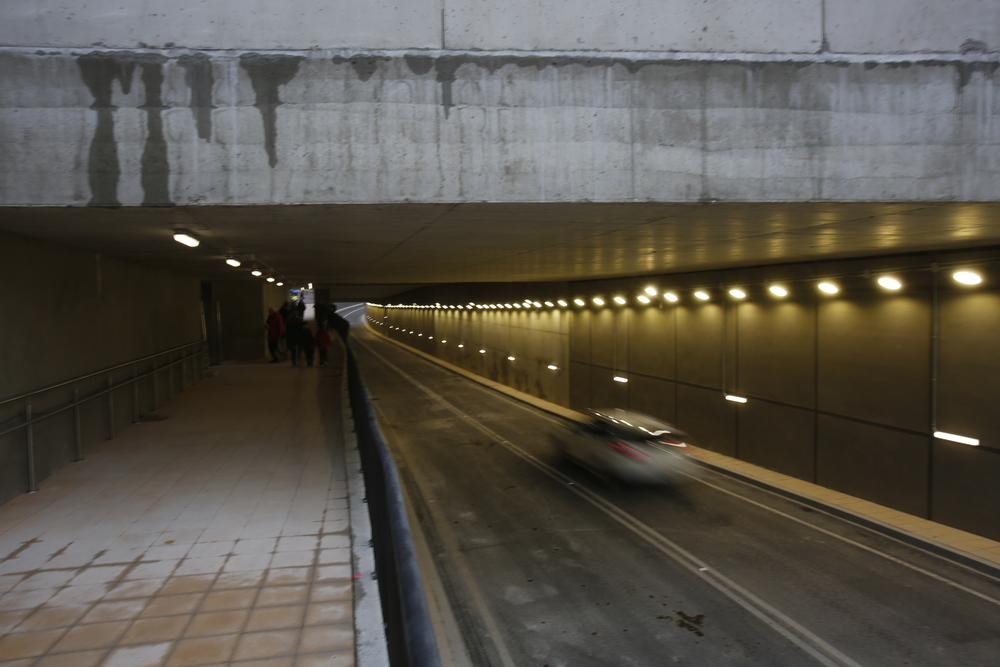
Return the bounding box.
[0,348,356,667]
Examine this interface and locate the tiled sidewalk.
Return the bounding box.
[0,353,355,667]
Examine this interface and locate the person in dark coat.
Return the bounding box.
[314,301,329,331]
[315,326,332,367]
[285,314,304,367]
[265,308,284,363]
[301,321,316,367]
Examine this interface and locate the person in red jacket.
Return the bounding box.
[266,307,284,363]
[315,326,333,367]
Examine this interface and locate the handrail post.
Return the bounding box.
[167,355,174,402]
[180,353,187,391]
[73,387,82,461]
[132,366,140,422]
[25,404,36,493]
[106,374,115,439]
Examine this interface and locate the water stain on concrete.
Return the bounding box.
[178,52,215,141]
[138,54,172,206]
[332,55,389,82]
[78,52,138,206]
[239,53,304,168]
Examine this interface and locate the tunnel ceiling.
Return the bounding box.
[3,202,1000,299]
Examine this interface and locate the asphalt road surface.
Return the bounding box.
[339,305,1000,667]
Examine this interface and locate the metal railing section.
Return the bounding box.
[0,340,207,493]
[336,318,441,667]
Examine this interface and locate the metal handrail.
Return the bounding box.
[0,339,205,406]
[1,340,207,493]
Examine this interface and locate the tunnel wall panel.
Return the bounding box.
[737,400,816,481]
[930,442,1000,540]
[736,300,816,408]
[816,415,929,517]
[676,384,737,456]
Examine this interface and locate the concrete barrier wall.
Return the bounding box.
[368,246,1000,542]
[2,48,998,206]
[0,230,203,504]
[2,1,997,54]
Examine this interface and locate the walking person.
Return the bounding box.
[301,321,316,367]
[265,307,284,363]
[286,314,304,367]
[315,326,332,367]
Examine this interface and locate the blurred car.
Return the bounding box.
[552,408,698,484]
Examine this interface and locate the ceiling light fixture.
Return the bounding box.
[729,289,746,299]
[637,295,650,304]
[953,270,982,285]
[172,230,199,247]
[769,285,788,297]
[664,292,679,302]
[725,394,748,403]
[878,276,902,290]
[818,282,838,294]
[226,257,241,267]
[695,291,710,301]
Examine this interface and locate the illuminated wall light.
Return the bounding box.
[769,285,788,297]
[695,291,710,301]
[251,269,263,277]
[266,277,275,283]
[226,258,241,267]
[505,303,513,309]
[593,297,605,306]
[644,286,658,296]
[428,336,433,340]
[953,270,982,285]
[307,283,313,290]
[547,364,558,370]
[613,296,627,305]
[532,301,542,307]
[725,394,748,403]
[276,281,284,286]
[729,289,746,299]
[557,300,568,307]
[458,344,464,348]
[479,349,486,354]
[544,301,554,307]
[172,231,199,247]
[574,298,586,306]
[637,295,650,304]
[442,340,447,343]
[613,376,628,383]
[664,292,679,302]
[818,282,839,294]
[508,356,516,361]
[877,276,902,290]
[934,431,980,446]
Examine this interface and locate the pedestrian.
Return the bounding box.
[301,321,316,367]
[265,307,284,363]
[296,298,306,318]
[314,300,329,331]
[286,314,304,367]
[315,325,332,367]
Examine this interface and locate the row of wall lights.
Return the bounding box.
[172,229,292,286]
[370,270,985,312]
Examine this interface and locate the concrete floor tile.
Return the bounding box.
[304,603,352,626]
[12,570,76,592]
[294,650,354,667]
[101,641,173,667]
[139,593,203,618]
[45,585,106,607]
[69,565,128,587]
[213,572,264,590]
[1,586,56,610]
[174,557,227,576]
[105,579,165,600]
[276,537,315,553]
[232,629,300,661]
[231,657,293,667]
[264,568,312,587]
[48,621,127,652]
[143,545,192,561]
[165,633,239,666]
[244,606,306,633]
[255,586,308,608]
[309,583,351,603]
[13,605,89,631]
[298,625,353,654]
[224,555,273,573]
[270,552,314,569]
[315,566,351,583]
[319,535,350,550]
[159,576,215,597]
[126,560,181,581]
[120,615,190,645]
[183,610,250,638]
[187,542,236,559]
[0,611,32,635]
[0,629,65,659]
[34,647,107,667]
[317,549,350,565]
[200,589,258,612]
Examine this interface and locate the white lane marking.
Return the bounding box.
[362,326,1000,603]
[681,473,1000,608]
[373,402,517,667]
[355,338,864,667]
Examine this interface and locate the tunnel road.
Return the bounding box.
[342,309,1000,667]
